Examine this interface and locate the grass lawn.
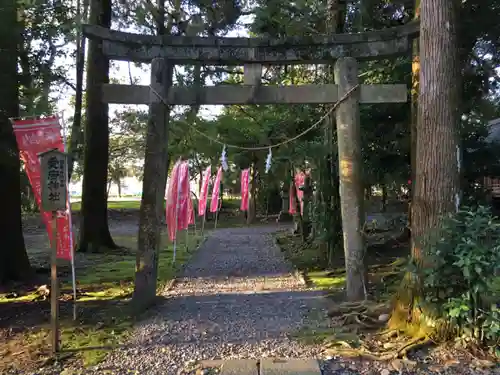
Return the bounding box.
[275,231,407,295]
[0,231,202,372]
[70,200,142,211]
[70,196,242,212]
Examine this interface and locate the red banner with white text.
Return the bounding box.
[240,169,250,211]
[12,117,73,260]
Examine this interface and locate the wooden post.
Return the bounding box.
[133,57,172,307]
[334,57,366,301]
[39,149,67,356]
[50,214,59,355]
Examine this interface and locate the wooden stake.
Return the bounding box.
[50,213,60,355]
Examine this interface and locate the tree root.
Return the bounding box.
[328,301,390,317]
[397,336,432,357]
[323,299,434,362]
[324,336,431,361]
[377,328,400,339]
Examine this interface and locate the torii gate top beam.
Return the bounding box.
[82,21,419,64]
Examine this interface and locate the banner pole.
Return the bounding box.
[50,213,60,355]
[58,114,77,321]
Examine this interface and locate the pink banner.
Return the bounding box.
[166,161,181,241]
[289,171,306,215]
[198,166,211,216]
[210,167,223,213]
[240,169,250,211]
[177,162,190,231]
[166,161,194,240]
[187,194,195,225]
[183,164,194,226]
[12,116,73,260]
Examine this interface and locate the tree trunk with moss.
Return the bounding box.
[391,0,461,328]
[409,0,420,231]
[0,0,32,283]
[301,174,313,241]
[321,0,346,263]
[78,0,117,252]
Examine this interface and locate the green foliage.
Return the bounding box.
[18,0,76,115]
[20,175,39,215]
[422,206,500,352]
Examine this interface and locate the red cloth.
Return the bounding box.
[210,166,223,213]
[166,161,181,241]
[166,161,194,240]
[289,172,306,215]
[240,169,250,211]
[198,166,211,216]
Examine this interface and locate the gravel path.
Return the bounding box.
[89,226,329,374]
[21,225,500,375]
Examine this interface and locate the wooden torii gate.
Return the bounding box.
[83,21,419,301]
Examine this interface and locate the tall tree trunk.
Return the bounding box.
[246,161,257,224]
[409,0,420,231]
[68,0,89,180]
[301,174,313,241]
[412,0,460,263]
[391,0,461,327]
[381,184,388,212]
[78,0,117,252]
[364,185,371,201]
[323,0,346,264]
[0,0,32,283]
[198,166,203,195]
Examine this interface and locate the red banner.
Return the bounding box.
[210,167,223,213]
[12,116,73,260]
[289,171,306,215]
[240,168,250,211]
[198,166,211,216]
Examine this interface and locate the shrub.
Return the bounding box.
[422,206,500,355]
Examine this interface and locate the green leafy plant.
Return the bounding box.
[422,206,500,352]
